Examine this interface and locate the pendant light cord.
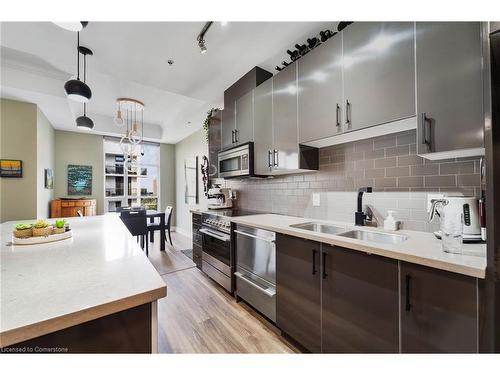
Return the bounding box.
[76,32,80,80]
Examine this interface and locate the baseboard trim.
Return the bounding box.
[174,227,191,238]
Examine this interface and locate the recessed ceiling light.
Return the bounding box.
[220,22,229,27]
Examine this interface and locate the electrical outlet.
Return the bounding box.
[427,193,444,212]
[312,193,320,207]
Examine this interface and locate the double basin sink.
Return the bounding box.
[289,222,408,244]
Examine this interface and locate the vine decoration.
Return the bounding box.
[203,108,220,143]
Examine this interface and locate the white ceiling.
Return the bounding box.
[0,21,335,143]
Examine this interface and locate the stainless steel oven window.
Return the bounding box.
[201,229,231,266]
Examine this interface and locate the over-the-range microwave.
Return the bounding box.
[218,142,254,178]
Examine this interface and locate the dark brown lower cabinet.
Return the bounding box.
[192,213,202,269]
[321,244,399,353]
[4,303,152,353]
[276,234,321,352]
[400,262,478,353]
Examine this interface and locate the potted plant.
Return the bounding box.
[13,223,33,238]
[203,108,220,143]
[32,219,52,237]
[53,219,66,234]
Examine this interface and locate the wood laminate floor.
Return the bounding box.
[146,231,297,353]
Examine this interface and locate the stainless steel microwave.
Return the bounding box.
[218,142,254,178]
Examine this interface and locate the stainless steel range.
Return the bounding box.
[199,210,264,293]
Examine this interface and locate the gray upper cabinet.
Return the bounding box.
[272,64,300,171]
[298,35,343,143]
[342,22,415,132]
[253,79,273,175]
[235,90,254,145]
[416,22,483,158]
[221,103,236,150]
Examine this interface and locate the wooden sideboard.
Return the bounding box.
[51,199,97,218]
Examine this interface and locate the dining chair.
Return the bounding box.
[120,209,149,256]
[148,206,173,246]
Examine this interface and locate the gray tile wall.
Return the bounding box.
[222,130,481,232]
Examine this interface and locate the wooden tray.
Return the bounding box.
[12,230,73,245]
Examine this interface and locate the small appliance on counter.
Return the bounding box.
[207,186,234,210]
[429,196,483,243]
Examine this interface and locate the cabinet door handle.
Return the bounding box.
[268,150,272,168]
[312,249,317,275]
[235,129,239,143]
[345,100,351,126]
[336,103,341,129]
[231,130,235,143]
[322,252,328,279]
[273,149,279,167]
[405,274,412,311]
[420,113,431,149]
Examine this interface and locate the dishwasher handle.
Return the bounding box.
[234,229,275,243]
[234,272,276,297]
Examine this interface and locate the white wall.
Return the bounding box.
[0,99,37,222]
[174,129,208,236]
[36,108,55,218]
[160,143,176,225]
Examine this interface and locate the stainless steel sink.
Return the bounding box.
[338,230,408,244]
[290,222,347,235]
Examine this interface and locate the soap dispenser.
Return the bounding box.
[384,211,398,231]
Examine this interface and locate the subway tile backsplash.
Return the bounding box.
[223,130,481,232]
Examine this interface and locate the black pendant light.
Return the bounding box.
[64,32,92,103]
[76,103,94,130]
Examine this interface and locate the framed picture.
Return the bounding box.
[0,159,23,177]
[67,164,92,196]
[44,168,54,189]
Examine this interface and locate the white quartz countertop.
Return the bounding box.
[0,215,166,347]
[229,214,487,279]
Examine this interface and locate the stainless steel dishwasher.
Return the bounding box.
[234,224,276,322]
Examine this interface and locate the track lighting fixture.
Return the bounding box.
[54,21,88,32]
[64,32,93,103]
[197,22,213,55]
[76,103,94,130]
[198,39,207,54]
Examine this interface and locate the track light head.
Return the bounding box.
[198,39,207,54]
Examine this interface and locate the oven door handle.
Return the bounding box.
[199,228,231,242]
[233,229,275,243]
[234,272,276,297]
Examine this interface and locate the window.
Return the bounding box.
[104,138,160,212]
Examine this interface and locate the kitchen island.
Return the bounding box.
[0,215,166,353]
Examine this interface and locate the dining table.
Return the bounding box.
[146,210,166,251]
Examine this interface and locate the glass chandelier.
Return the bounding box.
[114,98,145,172]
